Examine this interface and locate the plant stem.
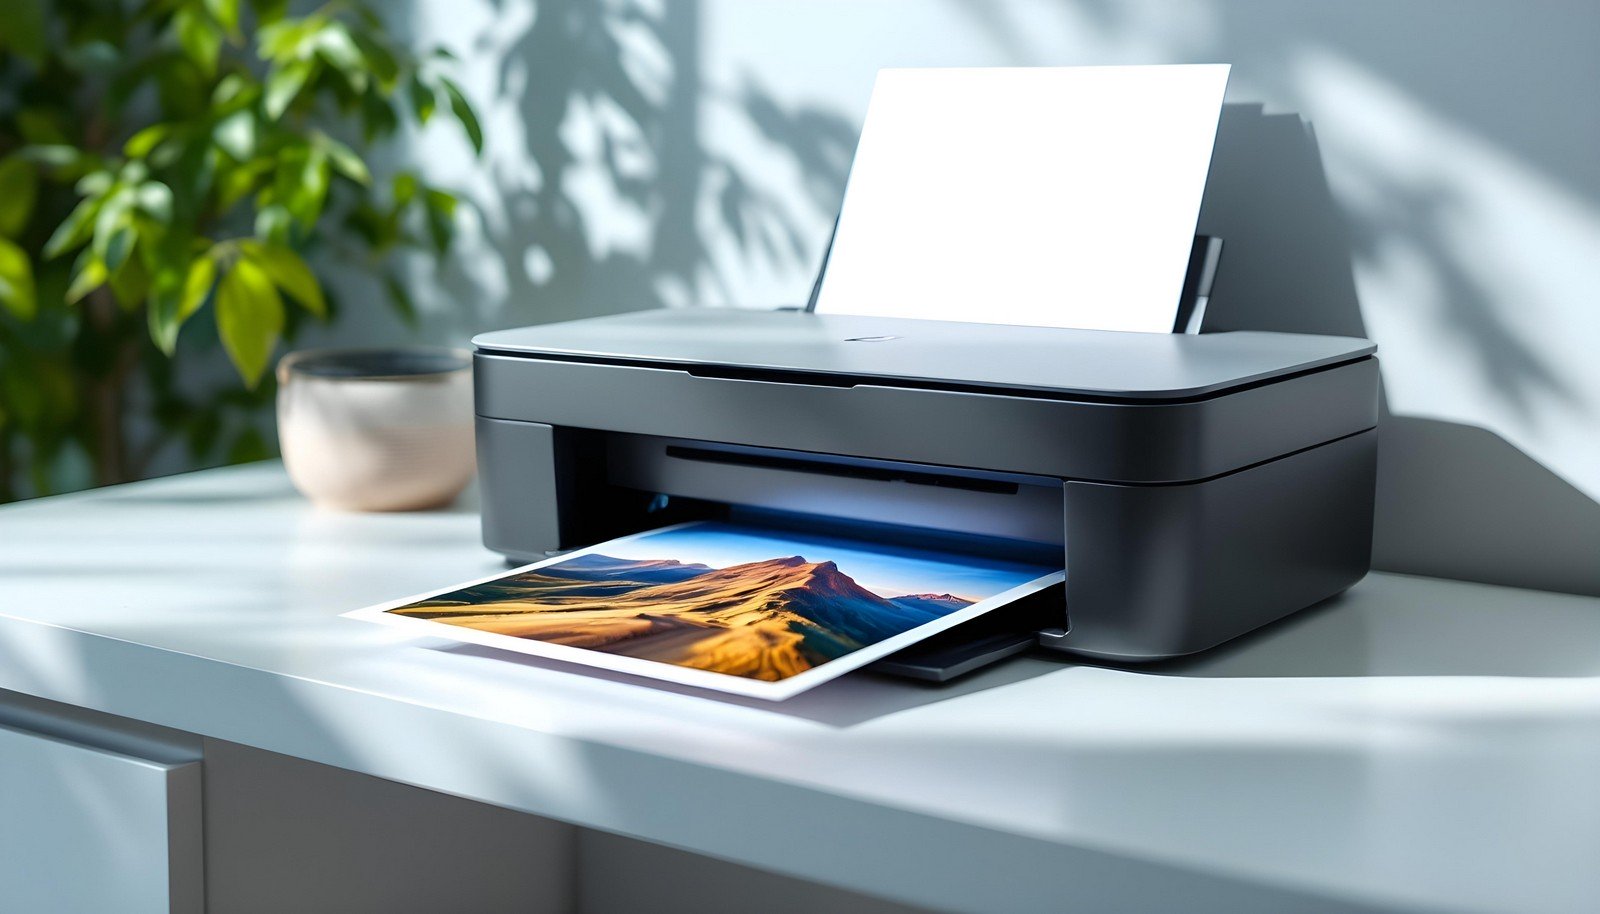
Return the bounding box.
[84,288,139,488]
[0,429,14,502]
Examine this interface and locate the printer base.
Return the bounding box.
[868,629,1037,683]
[869,586,1062,682]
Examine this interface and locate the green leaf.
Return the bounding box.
[0,0,47,67]
[137,182,174,225]
[343,203,393,250]
[92,186,136,266]
[360,86,399,143]
[439,77,483,154]
[256,18,305,62]
[147,262,195,355]
[154,54,207,118]
[171,134,215,201]
[262,14,331,63]
[102,225,136,273]
[19,144,84,169]
[350,29,399,90]
[0,238,37,319]
[180,254,217,323]
[125,124,171,159]
[65,256,107,305]
[215,257,284,387]
[264,58,314,120]
[284,146,330,228]
[216,158,273,210]
[391,172,418,208]
[424,189,457,253]
[383,271,418,329]
[424,188,458,219]
[75,170,114,197]
[204,0,241,38]
[43,196,100,259]
[212,74,258,113]
[0,157,38,238]
[148,281,182,354]
[254,204,292,245]
[107,248,149,309]
[407,73,436,125]
[313,22,367,94]
[214,111,256,160]
[249,0,290,27]
[119,160,150,185]
[318,134,370,185]
[175,7,223,77]
[242,241,325,317]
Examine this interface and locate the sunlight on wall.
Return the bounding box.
[560,91,658,260]
[1298,51,1600,502]
[388,0,850,324]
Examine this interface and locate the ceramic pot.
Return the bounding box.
[276,347,475,511]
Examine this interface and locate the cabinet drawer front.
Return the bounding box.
[0,723,202,914]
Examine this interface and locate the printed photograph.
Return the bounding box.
[378,522,1057,687]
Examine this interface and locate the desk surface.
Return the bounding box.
[2,464,1597,914]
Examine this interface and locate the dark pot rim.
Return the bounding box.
[277,346,472,383]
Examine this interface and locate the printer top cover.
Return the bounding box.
[473,309,1375,401]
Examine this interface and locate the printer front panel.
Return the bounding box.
[473,353,1378,485]
[474,347,1379,663]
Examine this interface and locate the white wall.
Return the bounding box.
[329,0,1600,595]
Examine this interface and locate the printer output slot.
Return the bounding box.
[663,446,1020,495]
[609,435,1065,547]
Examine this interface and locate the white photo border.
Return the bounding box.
[344,521,1064,700]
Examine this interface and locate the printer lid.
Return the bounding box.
[472,309,1375,401]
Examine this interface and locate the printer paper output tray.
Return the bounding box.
[472,309,1378,668]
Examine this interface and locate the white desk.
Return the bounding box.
[2,463,1597,913]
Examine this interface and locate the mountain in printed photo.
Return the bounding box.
[537,553,714,585]
[890,593,973,614]
[434,554,715,602]
[394,554,975,682]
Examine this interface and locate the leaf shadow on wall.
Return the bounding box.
[463,0,856,325]
[1199,103,1600,597]
[946,0,1598,599]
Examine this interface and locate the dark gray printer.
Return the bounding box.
[471,308,1378,665]
[472,65,1377,672]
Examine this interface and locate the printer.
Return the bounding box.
[471,310,1378,668]
[469,65,1379,674]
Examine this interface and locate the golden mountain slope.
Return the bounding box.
[395,555,949,681]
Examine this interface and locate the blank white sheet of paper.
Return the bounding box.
[812,65,1230,333]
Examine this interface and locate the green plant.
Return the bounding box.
[0,0,481,500]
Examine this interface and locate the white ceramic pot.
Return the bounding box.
[276,347,475,511]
